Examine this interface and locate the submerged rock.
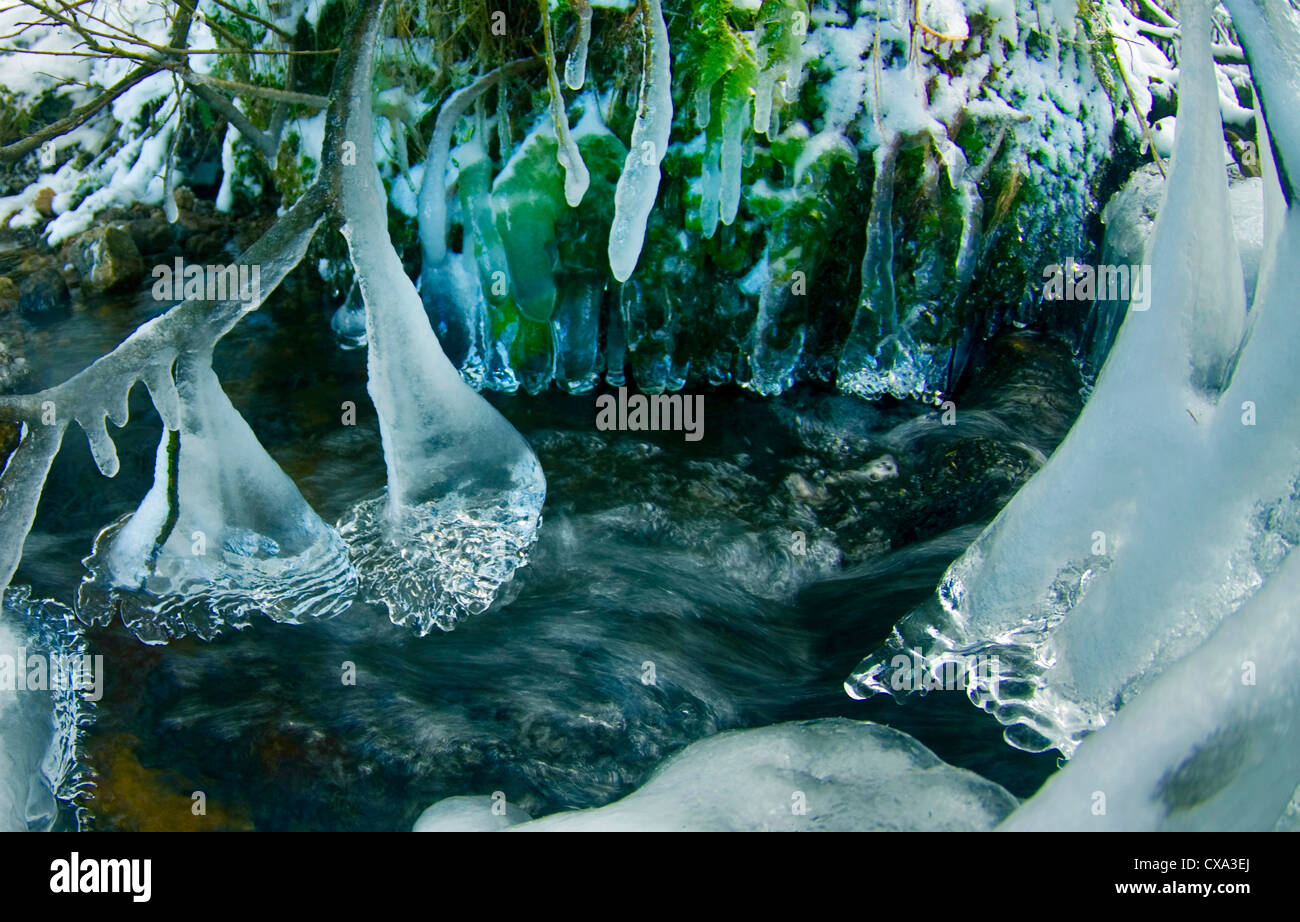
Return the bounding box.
[17,263,70,324]
[65,223,145,293]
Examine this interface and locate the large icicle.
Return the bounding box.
[0,181,330,600]
[606,0,673,283]
[334,9,546,635]
[78,351,358,644]
[1224,0,1300,207]
[417,63,534,383]
[1001,544,1300,831]
[846,0,1270,756]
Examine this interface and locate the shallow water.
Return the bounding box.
[11,281,1075,830]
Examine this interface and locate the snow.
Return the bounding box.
[0,1,220,240]
[413,796,532,832]
[916,0,970,42]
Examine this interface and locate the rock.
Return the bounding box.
[0,415,18,468]
[0,275,17,306]
[32,187,55,218]
[17,264,71,324]
[127,215,174,256]
[66,223,145,292]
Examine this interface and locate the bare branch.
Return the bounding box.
[0,64,155,161]
[171,69,328,109]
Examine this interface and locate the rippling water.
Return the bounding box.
[12,280,1077,830]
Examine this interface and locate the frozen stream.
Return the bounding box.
[8,276,1076,829]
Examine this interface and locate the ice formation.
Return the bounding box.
[0,175,332,599]
[1002,548,1300,830]
[0,590,91,832]
[607,0,673,282]
[543,5,592,208]
[565,0,595,91]
[415,720,1018,832]
[77,353,358,644]
[1,0,1179,401]
[333,10,546,635]
[848,0,1300,769]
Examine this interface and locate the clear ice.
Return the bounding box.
[847,0,1300,771]
[78,352,358,644]
[606,0,673,282]
[417,720,1018,832]
[336,29,546,635]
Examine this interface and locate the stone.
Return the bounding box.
[66,223,145,292]
[17,264,71,324]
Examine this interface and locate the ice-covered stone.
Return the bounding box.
[430,720,1018,832]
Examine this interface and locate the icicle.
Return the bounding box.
[846,0,1262,757]
[76,412,119,478]
[700,133,723,239]
[542,0,590,207]
[552,274,603,393]
[418,61,537,269]
[607,0,673,283]
[142,362,182,431]
[564,0,593,91]
[330,280,369,351]
[837,135,922,400]
[1223,0,1300,207]
[719,68,752,227]
[335,39,546,634]
[931,131,985,296]
[0,423,66,592]
[1002,544,1300,830]
[753,0,810,135]
[695,82,714,130]
[77,352,358,644]
[753,69,777,137]
[163,105,181,225]
[420,140,493,384]
[604,293,628,387]
[747,249,806,396]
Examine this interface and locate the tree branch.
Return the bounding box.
[0,0,195,162]
[0,0,385,593]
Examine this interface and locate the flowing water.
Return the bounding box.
[10,277,1078,830]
